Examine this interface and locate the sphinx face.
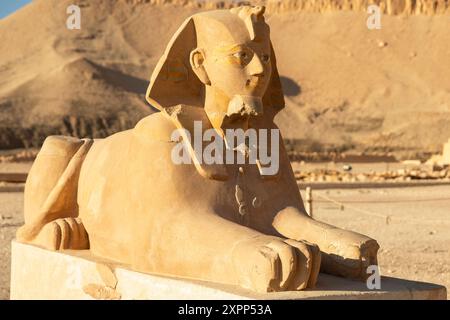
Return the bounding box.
[204,35,272,101]
[147,6,285,129]
[190,7,273,127]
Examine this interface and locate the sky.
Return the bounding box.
[0,0,32,19]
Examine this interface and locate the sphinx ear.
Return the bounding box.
[190,48,211,86]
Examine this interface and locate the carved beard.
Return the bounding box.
[226,95,263,121]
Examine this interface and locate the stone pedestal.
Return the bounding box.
[10,241,446,300]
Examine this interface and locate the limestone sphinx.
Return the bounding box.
[17,6,379,293]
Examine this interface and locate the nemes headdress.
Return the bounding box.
[146,6,285,121]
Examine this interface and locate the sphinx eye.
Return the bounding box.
[233,51,248,60]
[261,53,270,63]
[228,49,253,67]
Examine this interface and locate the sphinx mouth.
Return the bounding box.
[246,76,263,88]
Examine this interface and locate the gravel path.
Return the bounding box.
[0,192,23,300]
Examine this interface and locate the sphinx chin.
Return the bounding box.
[227,95,264,117]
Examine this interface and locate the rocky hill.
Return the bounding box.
[127,0,450,15]
[0,0,449,159]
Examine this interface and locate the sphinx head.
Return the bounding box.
[147,6,284,129]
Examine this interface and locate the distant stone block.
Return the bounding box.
[10,241,446,300]
[443,138,450,165]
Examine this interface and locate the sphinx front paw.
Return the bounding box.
[19,217,89,251]
[232,236,317,293]
[321,230,379,280]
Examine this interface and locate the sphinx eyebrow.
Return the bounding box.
[214,44,248,55]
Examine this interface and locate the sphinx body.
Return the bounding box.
[17,6,379,293]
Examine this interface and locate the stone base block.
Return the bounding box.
[10,241,446,300]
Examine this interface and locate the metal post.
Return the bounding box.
[306,187,313,218]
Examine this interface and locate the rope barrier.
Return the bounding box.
[313,197,450,203]
[313,191,450,226]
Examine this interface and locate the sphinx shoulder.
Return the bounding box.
[133,111,177,143]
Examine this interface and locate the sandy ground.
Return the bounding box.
[300,186,450,299]
[0,163,32,173]
[0,186,449,299]
[0,192,24,300]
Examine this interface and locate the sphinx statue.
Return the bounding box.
[17,6,379,293]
